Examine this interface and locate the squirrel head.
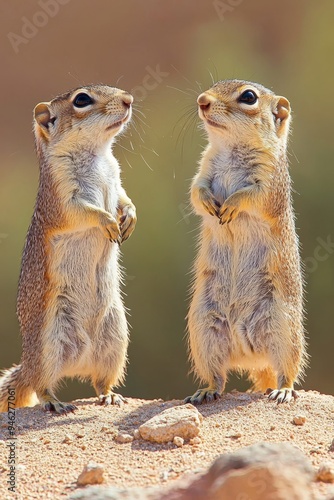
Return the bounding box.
[33,85,133,153]
[197,80,291,151]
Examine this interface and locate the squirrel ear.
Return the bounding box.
[34,102,56,138]
[273,96,290,126]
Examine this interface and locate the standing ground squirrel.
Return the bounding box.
[185,80,307,405]
[0,85,136,413]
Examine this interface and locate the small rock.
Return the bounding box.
[270,425,276,431]
[139,404,202,443]
[329,439,334,452]
[160,470,169,482]
[100,426,109,432]
[63,434,74,444]
[317,463,334,483]
[190,436,201,446]
[293,415,306,426]
[133,429,141,440]
[43,439,50,445]
[77,462,104,486]
[76,432,85,438]
[115,433,134,444]
[173,436,184,447]
[229,432,242,439]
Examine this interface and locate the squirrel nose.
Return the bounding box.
[197,93,214,111]
[121,93,133,108]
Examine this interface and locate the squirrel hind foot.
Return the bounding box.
[266,388,299,404]
[38,389,77,414]
[98,392,127,407]
[42,400,77,414]
[184,388,221,406]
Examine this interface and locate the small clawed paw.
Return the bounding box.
[43,401,77,414]
[119,205,137,243]
[103,216,121,243]
[266,388,298,404]
[99,392,127,407]
[219,204,238,225]
[198,188,221,217]
[202,199,220,218]
[184,388,221,406]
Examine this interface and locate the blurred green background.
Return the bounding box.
[0,0,333,401]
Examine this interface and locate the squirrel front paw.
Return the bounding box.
[219,196,240,225]
[195,186,221,217]
[99,212,121,242]
[118,203,137,243]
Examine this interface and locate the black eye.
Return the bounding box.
[73,93,94,108]
[238,90,258,105]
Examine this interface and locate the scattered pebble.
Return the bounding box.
[329,439,334,452]
[77,462,104,486]
[317,463,334,483]
[173,436,184,447]
[63,434,74,444]
[293,415,306,426]
[190,437,201,446]
[115,433,134,444]
[229,432,242,439]
[133,429,141,440]
[160,471,169,482]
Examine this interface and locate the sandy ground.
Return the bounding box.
[0,390,333,500]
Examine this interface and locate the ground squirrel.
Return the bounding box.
[185,79,307,405]
[0,85,136,413]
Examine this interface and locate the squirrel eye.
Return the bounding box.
[238,90,258,105]
[73,93,94,108]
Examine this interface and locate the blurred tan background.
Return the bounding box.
[0,0,333,401]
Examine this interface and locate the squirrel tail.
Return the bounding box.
[0,365,37,412]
